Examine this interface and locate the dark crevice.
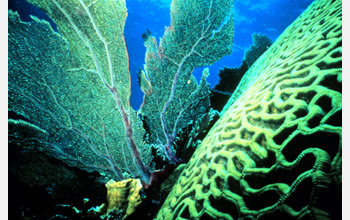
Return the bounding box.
[315,95,333,114]
[321,25,334,39]
[301,53,318,61]
[240,128,254,140]
[255,133,267,148]
[319,18,325,25]
[307,113,323,129]
[267,103,281,114]
[208,195,239,219]
[245,153,316,189]
[300,46,314,56]
[179,205,190,219]
[296,90,317,104]
[283,104,293,112]
[214,176,224,190]
[280,75,317,90]
[264,118,285,130]
[335,39,342,48]
[242,189,280,211]
[255,149,276,169]
[280,93,291,101]
[202,184,210,194]
[232,156,244,173]
[171,203,184,219]
[247,116,284,131]
[284,177,313,211]
[301,75,318,87]
[281,131,339,162]
[195,199,204,213]
[293,107,308,119]
[313,178,342,219]
[273,125,298,145]
[200,212,216,220]
[329,8,339,17]
[206,168,216,179]
[258,209,297,220]
[324,109,341,127]
[319,42,331,49]
[318,74,342,94]
[330,50,342,59]
[227,175,243,195]
[214,156,228,168]
[333,26,342,36]
[316,60,342,70]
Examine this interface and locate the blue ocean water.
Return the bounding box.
[9,0,314,109]
[123,0,314,109]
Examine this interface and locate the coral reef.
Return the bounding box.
[156,0,342,219]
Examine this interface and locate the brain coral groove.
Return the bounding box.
[155,0,342,219]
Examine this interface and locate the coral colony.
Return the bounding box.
[157,0,342,219]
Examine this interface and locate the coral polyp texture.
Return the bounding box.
[156,0,342,219]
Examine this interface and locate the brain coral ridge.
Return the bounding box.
[155,0,342,219]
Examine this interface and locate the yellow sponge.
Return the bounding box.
[97,179,143,219]
[156,0,342,219]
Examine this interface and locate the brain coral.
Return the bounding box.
[155,0,342,219]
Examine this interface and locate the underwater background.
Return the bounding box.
[8,0,342,219]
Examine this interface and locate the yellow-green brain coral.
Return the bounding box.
[156,0,342,219]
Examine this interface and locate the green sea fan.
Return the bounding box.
[8,0,235,185]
